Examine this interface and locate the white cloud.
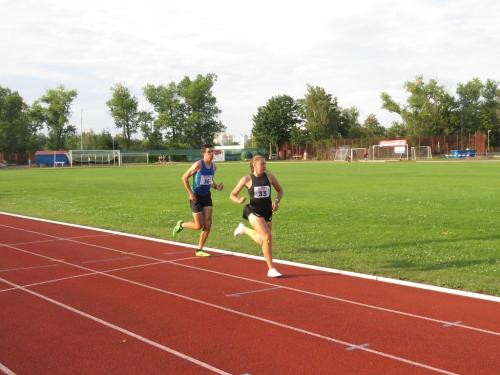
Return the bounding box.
[1,0,498,136]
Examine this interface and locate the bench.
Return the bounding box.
[54,161,65,167]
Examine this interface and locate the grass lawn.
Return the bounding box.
[1,160,499,296]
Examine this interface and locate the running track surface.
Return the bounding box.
[0,213,499,375]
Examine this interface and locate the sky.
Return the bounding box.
[1,0,499,139]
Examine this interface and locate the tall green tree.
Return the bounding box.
[143,82,186,145]
[381,76,457,136]
[304,85,341,141]
[252,95,300,156]
[456,78,499,141]
[362,114,385,138]
[177,73,225,147]
[31,85,78,149]
[0,86,41,161]
[340,106,362,138]
[106,84,143,148]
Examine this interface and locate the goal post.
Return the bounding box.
[69,150,121,167]
[411,146,432,160]
[350,148,368,161]
[120,152,149,165]
[334,146,351,161]
[371,140,409,161]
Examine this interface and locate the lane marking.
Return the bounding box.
[81,257,131,264]
[0,362,16,375]
[443,321,462,328]
[226,286,282,297]
[1,222,499,337]
[2,211,498,303]
[346,343,370,351]
[163,250,195,256]
[0,260,174,293]
[0,264,58,273]
[4,234,114,247]
[0,278,230,375]
[2,246,460,374]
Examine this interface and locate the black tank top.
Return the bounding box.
[248,173,272,214]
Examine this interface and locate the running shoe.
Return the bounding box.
[267,268,282,278]
[233,223,245,237]
[172,220,183,237]
[195,249,211,257]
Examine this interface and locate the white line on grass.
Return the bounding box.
[0,277,230,375]
[1,222,498,337]
[1,246,458,375]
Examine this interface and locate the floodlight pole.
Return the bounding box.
[80,109,83,151]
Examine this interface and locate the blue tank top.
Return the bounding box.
[192,160,214,196]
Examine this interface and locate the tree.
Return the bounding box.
[0,86,40,161]
[456,78,499,139]
[362,114,385,138]
[143,82,186,145]
[106,84,142,148]
[340,106,362,138]
[381,76,457,136]
[304,85,341,141]
[177,73,225,147]
[252,95,300,156]
[31,85,78,149]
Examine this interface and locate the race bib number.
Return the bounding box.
[200,175,213,185]
[254,186,270,198]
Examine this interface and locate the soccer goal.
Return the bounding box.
[334,146,351,161]
[371,140,409,161]
[69,150,121,167]
[411,146,432,160]
[120,152,149,165]
[350,148,368,161]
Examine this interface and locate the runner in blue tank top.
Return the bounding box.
[230,155,284,277]
[172,144,224,257]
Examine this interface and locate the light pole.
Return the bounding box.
[80,109,83,151]
[487,129,491,155]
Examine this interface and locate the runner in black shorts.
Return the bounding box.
[230,155,284,277]
[172,144,223,257]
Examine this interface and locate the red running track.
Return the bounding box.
[0,212,499,374]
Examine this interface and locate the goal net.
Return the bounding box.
[371,140,409,161]
[69,150,121,167]
[120,152,149,165]
[334,146,351,161]
[411,146,432,160]
[350,148,368,161]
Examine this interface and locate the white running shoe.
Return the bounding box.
[267,268,282,278]
[233,223,245,237]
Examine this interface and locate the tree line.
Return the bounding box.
[0,74,498,162]
[251,76,499,155]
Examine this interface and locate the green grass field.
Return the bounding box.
[1,161,499,296]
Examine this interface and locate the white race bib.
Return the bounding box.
[254,186,270,198]
[200,175,213,185]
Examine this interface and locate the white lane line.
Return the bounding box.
[0,264,58,273]
[2,211,499,303]
[226,286,282,297]
[1,223,499,337]
[81,257,131,264]
[2,245,459,374]
[4,234,115,247]
[0,260,173,293]
[346,343,370,351]
[443,321,463,328]
[0,277,230,375]
[0,362,16,375]
[163,250,194,256]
